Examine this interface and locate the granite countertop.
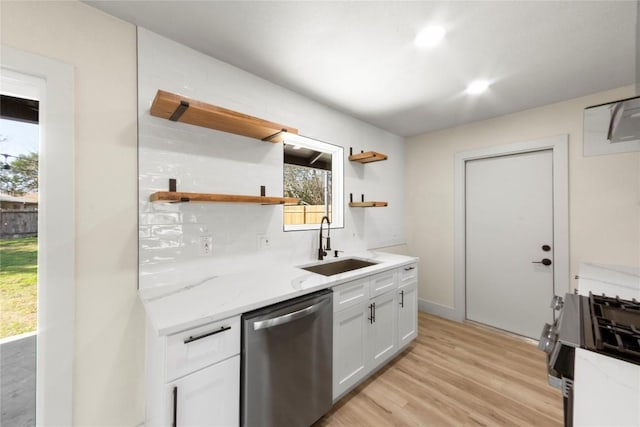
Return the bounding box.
[139,251,418,336]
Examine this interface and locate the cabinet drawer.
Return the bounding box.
[333,278,369,312]
[369,270,398,298]
[166,316,240,382]
[399,264,418,286]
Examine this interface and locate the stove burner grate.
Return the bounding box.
[589,293,640,364]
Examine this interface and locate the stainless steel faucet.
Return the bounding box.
[318,216,331,260]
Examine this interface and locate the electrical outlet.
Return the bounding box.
[200,236,213,256]
[257,234,270,250]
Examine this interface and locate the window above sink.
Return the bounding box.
[283,134,344,232]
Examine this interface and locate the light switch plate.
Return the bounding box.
[200,235,213,256]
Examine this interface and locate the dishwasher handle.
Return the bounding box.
[253,302,322,331]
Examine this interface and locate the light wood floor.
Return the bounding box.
[316,312,563,426]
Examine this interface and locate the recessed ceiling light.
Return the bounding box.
[466,80,490,95]
[414,26,446,48]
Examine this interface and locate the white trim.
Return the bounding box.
[453,135,569,322]
[418,298,460,322]
[1,45,75,427]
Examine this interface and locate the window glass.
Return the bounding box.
[283,135,343,231]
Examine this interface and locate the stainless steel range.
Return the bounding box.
[539,264,640,426]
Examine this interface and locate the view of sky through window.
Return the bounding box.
[0,118,39,158]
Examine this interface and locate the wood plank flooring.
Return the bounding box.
[316,312,563,426]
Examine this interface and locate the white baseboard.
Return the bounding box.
[418,298,463,322]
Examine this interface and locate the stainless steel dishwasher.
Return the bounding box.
[241,289,333,427]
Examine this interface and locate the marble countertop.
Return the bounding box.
[139,251,417,336]
[576,261,640,300]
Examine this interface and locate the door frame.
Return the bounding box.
[1,45,75,425]
[453,135,569,322]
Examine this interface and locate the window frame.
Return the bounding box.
[283,134,343,232]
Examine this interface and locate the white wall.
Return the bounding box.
[138,29,406,289]
[406,85,640,311]
[0,2,143,425]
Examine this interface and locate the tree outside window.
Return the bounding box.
[284,164,332,225]
[1,152,38,195]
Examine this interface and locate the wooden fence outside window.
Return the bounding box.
[0,209,38,239]
[284,205,331,225]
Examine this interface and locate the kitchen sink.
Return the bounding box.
[300,258,379,276]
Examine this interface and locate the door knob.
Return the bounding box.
[542,244,551,252]
[532,258,552,266]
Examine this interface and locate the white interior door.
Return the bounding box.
[466,150,554,338]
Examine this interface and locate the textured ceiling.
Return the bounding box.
[86,1,638,137]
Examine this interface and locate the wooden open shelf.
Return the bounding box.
[349,151,388,163]
[149,90,298,143]
[349,201,388,207]
[150,191,298,205]
[349,193,387,207]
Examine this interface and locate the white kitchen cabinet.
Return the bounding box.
[397,281,418,347]
[368,291,398,370]
[145,316,240,426]
[333,302,368,399]
[167,355,239,427]
[332,265,417,401]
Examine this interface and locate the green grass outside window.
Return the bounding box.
[0,237,37,338]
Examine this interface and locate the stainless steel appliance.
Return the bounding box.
[539,291,640,426]
[241,289,333,427]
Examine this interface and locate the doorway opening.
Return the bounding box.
[1,47,75,426]
[0,93,40,426]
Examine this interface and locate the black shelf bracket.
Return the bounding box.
[167,178,189,203]
[169,100,189,121]
[349,193,365,203]
[262,128,288,142]
[169,197,190,204]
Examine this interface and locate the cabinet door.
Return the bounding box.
[368,291,397,371]
[397,282,418,347]
[167,355,239,427]
[333,303,368,400]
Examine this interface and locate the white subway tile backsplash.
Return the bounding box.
[139,226,151,239]
[150,225,183,238]
[137,28,406,288]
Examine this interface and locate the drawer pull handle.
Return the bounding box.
[368,302,376,324]
[404,266,415,271]
[184,325,231,344]
[172,386,178,427]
